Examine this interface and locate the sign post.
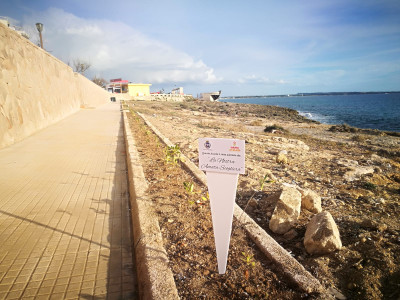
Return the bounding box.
[199,138,245,274]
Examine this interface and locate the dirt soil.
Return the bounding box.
[127,100,400,300]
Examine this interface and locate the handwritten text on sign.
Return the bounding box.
[199,138,245,174]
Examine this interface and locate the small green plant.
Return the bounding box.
[259,173,275,191]
[165,145,183,165]
[242,252,255,267]
[362,181,377,191]
[201,192,209,202]
[183,182,196,205]
[183,181,195,195]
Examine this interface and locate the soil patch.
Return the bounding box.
[127,111,311,299]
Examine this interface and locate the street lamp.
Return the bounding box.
[35,23,43,49]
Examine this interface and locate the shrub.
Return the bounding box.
[329,123,358,133]
[352,134,367,143]
[362,181,377,191]
[264,124,286,133]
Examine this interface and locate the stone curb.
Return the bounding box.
[122,109,179,300]
[138,112,328,296]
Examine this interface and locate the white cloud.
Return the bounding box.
[237,75,287,85]
[22,8,221,84]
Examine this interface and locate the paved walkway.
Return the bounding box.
[0,103,137,299]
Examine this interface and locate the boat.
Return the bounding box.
[199,90,221,101]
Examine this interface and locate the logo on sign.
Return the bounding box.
[205,140,211,149]
[229,141,241,152]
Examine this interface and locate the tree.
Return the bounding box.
[73,59,91,75]
[92,76,108,89]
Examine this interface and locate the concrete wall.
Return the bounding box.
[0,23,110,149]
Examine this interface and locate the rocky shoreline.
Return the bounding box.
[129,99,400,299]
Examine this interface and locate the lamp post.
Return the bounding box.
[35,23,43,49]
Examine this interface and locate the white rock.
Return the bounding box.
[279,150,288,155]
[299,189,322,213]
[335,159,359,167]
[276,152,288,165]
[304,211,342,255]
[269,186,302,234]
[344,166,375,182]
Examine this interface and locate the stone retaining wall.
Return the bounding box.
[0,23,110,149]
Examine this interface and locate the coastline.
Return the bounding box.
[220,94,400,133]
[128,99,400,299]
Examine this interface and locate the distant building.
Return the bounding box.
[128,83,152,97]
[106,79,152,97]
[199,90,222,101]
[171,87,184,95]
[107,79,129,93]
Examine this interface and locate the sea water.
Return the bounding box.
[221,93,400,132]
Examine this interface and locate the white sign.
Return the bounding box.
[199,138,245,274]
[199,138,245,174]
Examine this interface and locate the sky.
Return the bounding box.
[1,0,400,96]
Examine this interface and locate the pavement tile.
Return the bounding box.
[79,288,94,297]
[66,282,81,292]
[69,275,83,284]
[0,284,11,293]
[52,284,68,294]
[36,285,53,296]
[6,290,23,299]
[64,290,80,299]
[49,293,65,300]
[41,279,56,288]
[81,280,95,290]
[25,281,41,289]
[22,288,38,297]
[0,277,15,285]
[35,295,50,300]
[14,275,30,284]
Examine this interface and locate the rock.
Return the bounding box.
[335,159,359,167]
[299,188,322,213]
[279,150,288,155]
[276,151,288,165]
[248,197,258,208]
[377,223,388,232]
[269,186,302,234]
[304,211,342,255]
[283,229,298,240]
[360,219,383,231]
[328,287,347,300]
[371,154,386,164]
[344,166,375,182]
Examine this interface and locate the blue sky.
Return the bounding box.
[1,0,400,96]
